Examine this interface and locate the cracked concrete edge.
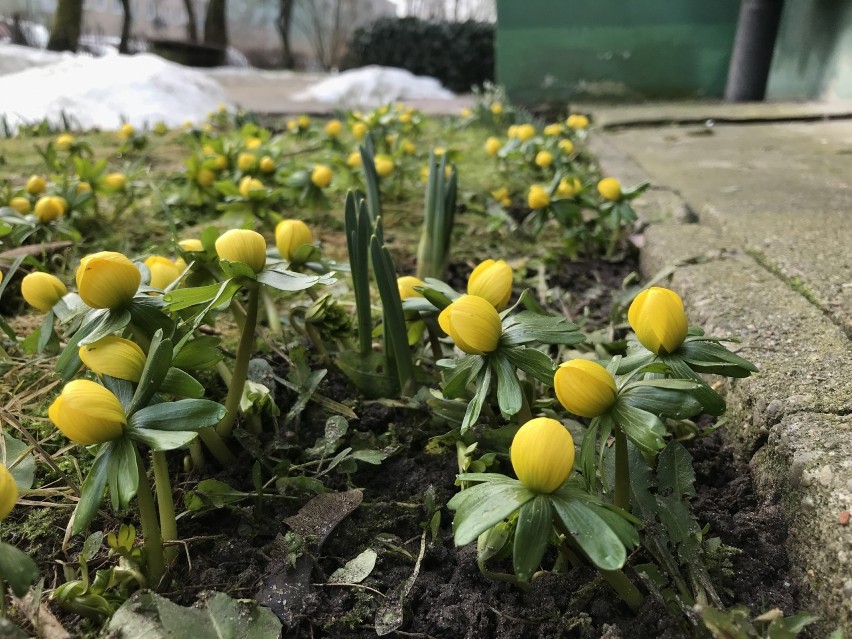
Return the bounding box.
[593,133,852,628]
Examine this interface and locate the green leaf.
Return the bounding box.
[503,347,555,385]
[345,192,373,355]
[162,282,224,311]
[611,403,667,454]
[128,297,175,340]
[328,548,378,584]
[2,432,35,490]
[441,355,484,398]
[172,335,223,370]
[0,541,39,596]
[449,480,534,546]
[551,496,626,571]
[72,445,113,535]
[586,503,640,550]
[460,364,491,434]
[105,590,282,638]
[160,367,205,398]
[492,352,522,416]
[656,494,699,546]
[55,319,95,380]
[350,449,386,465]
[657,441,696,498]
[107,438,139,512]
[501,311,584,346]
[477,521,512,564]
[336,350,399,399]
[256,266,335,292]
[129,429,198,451]
[359,143,382,223]
[577,419,601,491]
[127,330,172,416]
[513,495,552,581]
[680,339,758,376]
[128,399,226,432]
[620,381,704,419]
[662,356,727,416]
[185,479,249,511]
[36,309,55,353]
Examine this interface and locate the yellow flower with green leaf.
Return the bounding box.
[76,251,140,309]
[21,272,67,312]
[0,463,17,521]
[275,219,313,261]
[79,336,146,382]
[627,287,688,355]
[467,259,512,310]
[215,229,267,273]
[511,417,575,493]
[438,294,502,355]
[554,359,618,418]
[48,380,126,445]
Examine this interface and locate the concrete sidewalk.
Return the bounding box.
[588,104,852,631]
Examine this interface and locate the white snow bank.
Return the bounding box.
[293,65,455,107]
[0,43,68,76]
[0,49,232,131]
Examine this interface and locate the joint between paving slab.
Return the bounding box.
[599,112,852,131]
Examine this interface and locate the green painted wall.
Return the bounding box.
[766,0,852,100]
[495,0,741,103]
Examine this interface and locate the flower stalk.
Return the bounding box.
[217,283,260,438]
[135,448,165,587]
[151,450,178,564]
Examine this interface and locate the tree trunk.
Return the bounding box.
[183,0,198,42]
[204,0,228,48]
[119,0,132,54]
[46,0,83,52]
[277,0,296,69]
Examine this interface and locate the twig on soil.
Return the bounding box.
[487,605,542,625]
[311,582,385,597]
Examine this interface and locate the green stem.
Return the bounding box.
[135,448,165,588]
[260,289,281,332]
[151,451,178,565]
[600,568,644,614]
[614,425,630,511]
[216,360,233,385]
[0,577,6,618]
[229,299,247,334]
[188,439,206,471]
[217,284,259,438]
[198,427,236,466]
[517,386,533,424]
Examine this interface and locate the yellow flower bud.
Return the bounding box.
[215,229,267,273]
[398,112,412,125]
[544,123,563,137]
[103,172,127,191]
[468,259,512,310]
[9,196,30,214]
[76,251,141,309]
[597,177,622,201]
[374,155,395,178]
[26,175,46,195]
[438,294,501,355]
[517,124,535,142]
[56,133,75,150]
[402,141,416,155]
[397,275,424,300]
[507,125,519,139]
[528,185,550,209]
[325,119,343,137]
[559,139,574,154]
[346,151,362,169]
[275,219,313,261]
[566,114,590,130]
[434,147,446,157]
[352,122,367,140]
[484,137,501,156]
[490,102,503,115]
[298,114,311,129]
[286,119,298,133]
[556,177,582,198]
[239,176,264,198]
[511,417,575,493]
[535,150,553,168]
[460,107,472,118]
[0,463,17,521]
[178,238,204,252]
[245,136,262,149]
[554,359,618,418]
[259,156,276,173]
[311,164,333,188]
[79,336,146,382]
[144,255,181,290]
[118,122,135,140]
[196,168,215,187]
[48,379,126,445]
[21,272,67,312]
[627,287,689,355]
[76,182,92,193]
[213,154,229,171]
[237,152,256,172]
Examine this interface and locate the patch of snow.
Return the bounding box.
[293,65,455,107]
[0,50,232,131]
[0,43,68,76]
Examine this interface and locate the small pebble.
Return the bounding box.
[839,511,850,526]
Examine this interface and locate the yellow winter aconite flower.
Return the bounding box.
[554,359,618,418]
[26,175,46,195]
[325,119,343,137]
[398,112,412,125]
[259,156,276,173]
[374,155,395,178]
[402,140,416,155]
[118,122,135,140]
[34,196,65,223]
[352,122,368,140]
[535,150,553,168]
[491,187,511,207]
[275,219,313,260]
[468,259,512,310]
[346,151,363,169]
[21,272,67,312]
[484,136,501,156]
[559,139,574,154]
[516,124,535,142]
[215,228,267,273]
[196,168,215,187]
[298,114,311,129]
[237,152,256,172]
[213,154,229,171]
[76,251,140,309]
[460,107,472,118]
[528,185,550,209]
[56,133,75,150]
[0,463,17,521]
[438,294,502,355]
[490,102,504,115]
[311,164,333,188]
[178,238,204,252]
[511,417,575,493]
[597,177,622,201]
[397,275,424,300]
[507,125,519,139]
[245,136,262,149]
[103,172,127,190]
[544,123,563,137]
[239,176,264,198]
[49,379,126,445]
[627,287,689,355]
[79,336,146,382]
[566,114,589,130]
[9,196,30,213]
[144,255,181,289]
[556,177,582,198]
[76,182,92,193]
[286,119,298,133]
